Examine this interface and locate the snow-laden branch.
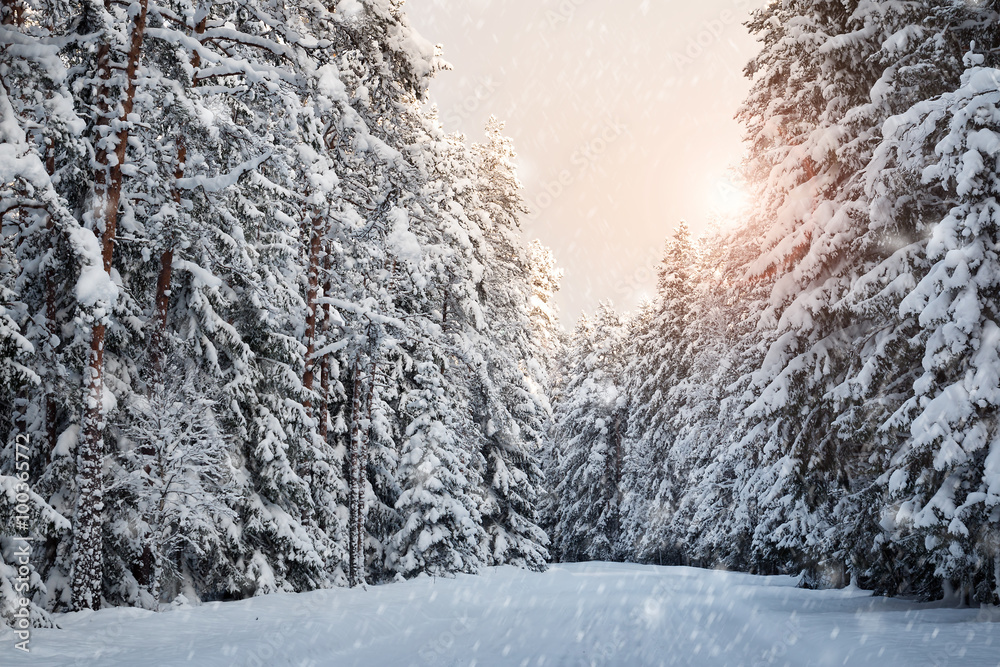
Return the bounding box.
[175,153,272,192]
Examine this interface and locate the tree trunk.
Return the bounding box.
[994,556,999,606]
[73,0,149,612]
[348,356,365,587]
[150,138,184,379]
[44,141,58,455]
[350,334,378,587]
[302,213,324,413]
[75,324,107,611]
[189,11,209,81]
[1,0,25,26]
[318,248,332,444]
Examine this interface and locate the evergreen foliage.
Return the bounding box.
[546,0,1000,605]
[0,0,558,620]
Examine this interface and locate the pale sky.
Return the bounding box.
[405,0,766,320]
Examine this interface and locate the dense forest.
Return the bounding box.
[548,0,1000,606]
[1,0,560,625]
[3,0,1000,630]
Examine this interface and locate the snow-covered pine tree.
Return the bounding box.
[707,0,962,578]
[0,0,99,618]
[526,239,564,392]
[664,0,999,589]
[550,304,627,562]
[0,0,563,622]
[469,117,550,570]
[113,367,239,605]
[717,0,896,576]
[70,0,155,610]
[618,223,697,562]
[865,42,1000,603]
[647,215,773,571]
[387,347,485,578]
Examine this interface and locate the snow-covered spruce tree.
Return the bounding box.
[866,45,1000,604]
[653,0,1000,590]
[387,349,485,578]
[550,304,627,562]
[766,0,999,594]
[800,0,1000,595]
[718,0,895,576]
[468,117,550,570]
[618,223,697,562]
[654,216,776,572]
[378,115,481,580]
[112,368,239,605]
[0,1,99,619]
[383,108,560,579]
[705,0,971,580]
[526,239,564,392]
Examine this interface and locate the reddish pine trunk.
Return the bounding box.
[1,0,25,26]
[302,213,324,412]
[74,0,149,612]
[189,13,208,77]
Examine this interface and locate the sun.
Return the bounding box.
[707,172,750,224]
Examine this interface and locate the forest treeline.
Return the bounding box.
[546,0,1000,605]
[0,0,562,624]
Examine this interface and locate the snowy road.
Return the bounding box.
[4,562,999,666]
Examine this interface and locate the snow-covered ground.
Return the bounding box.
[5,562,999,666]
